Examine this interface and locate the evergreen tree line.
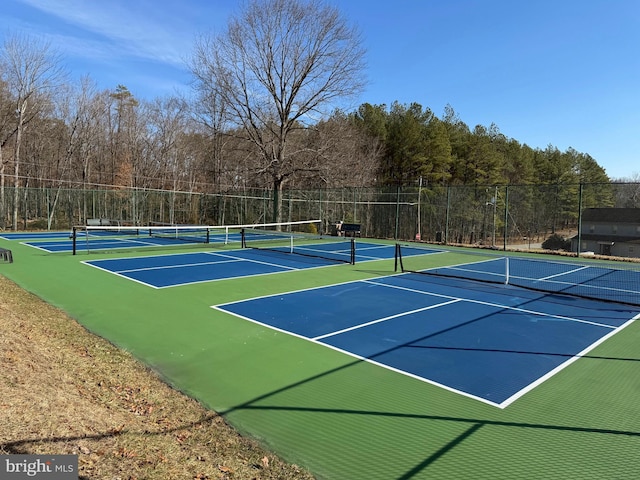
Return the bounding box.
[350,101,614,187]
[0,79,622,197]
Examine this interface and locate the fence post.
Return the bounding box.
[577,183,583,257]
[503,185,509,251]
[445,186,451,244]
[394,185,401,240]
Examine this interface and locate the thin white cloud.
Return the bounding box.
[3,0,232,98]
[14,0,202,65]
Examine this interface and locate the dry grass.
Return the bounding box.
[0,275,315,480]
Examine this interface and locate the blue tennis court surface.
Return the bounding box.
[16,231,419,259]
[85,250,331,287]
[214,273,640,408]
[17,230,238,253]
[82,242,403,288]
[0,231,71,240]
[398,247,640,306]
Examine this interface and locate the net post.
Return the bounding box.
[504,256,510,285]
[394,243,404,272]
[350,238,356,265]
[394,244,399,272]
[72,227,77,255]
[241,228,246,248]
[206,228,210,244]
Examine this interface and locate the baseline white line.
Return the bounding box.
[213,276,639,409]
[20,241,52,252]
[81,260,161,289]
[499,312,640,408]
[315,341,503,408]
[211,304,503,408]
[312,299,461,341]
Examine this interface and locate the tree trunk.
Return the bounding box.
[0,144,5,230]
[12,115,24,231]
[272,175,283,225]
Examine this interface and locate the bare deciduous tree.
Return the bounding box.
[190,0,366,223]
[0,33,66,229]
[191,83,230,193]
[44,77,102,228]
[0,77,14,229]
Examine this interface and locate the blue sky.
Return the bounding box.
[2,0,638,179]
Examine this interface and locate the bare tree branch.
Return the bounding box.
[189,0,366,222]
[0,32,67,229]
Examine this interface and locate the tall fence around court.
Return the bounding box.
[2,182,640,254]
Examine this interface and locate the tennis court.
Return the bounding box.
[0,231,72,241]
[17,227,239,253]
[397,243,640,306]
[82,241,401,288]
[17,221,371,257]
[2,230,640,479]
[214,268,639,408]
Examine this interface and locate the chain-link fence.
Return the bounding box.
[2,182,640,255]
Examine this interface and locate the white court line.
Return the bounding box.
[109,249,299,274]
[115,258,244,274]
[447,266,505,279]
[356,243,394,249]
[82,260,162,289]
[312,299,461,341]
[538,265,590,281]
[358,243,447,261]
[88,250,301,275]
[509,273,640,296]
[215,303,503,407]
[500,311,640,408]
[421,257,505,273]
[213,276,638,408]
[363,279,617,329]
[20,241,52,252]
[83,247,355,289]
[215,252,300,271]
[294,246,353,259]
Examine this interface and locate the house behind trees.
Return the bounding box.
[572,208,640,257]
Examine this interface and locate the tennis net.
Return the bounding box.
[72,224,233,254]
[395,242,640,306]
[71,220,325,255]
[241,224,356,265]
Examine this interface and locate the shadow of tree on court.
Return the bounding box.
[216,303,640,479]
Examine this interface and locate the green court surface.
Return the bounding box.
[1,237,639,479]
